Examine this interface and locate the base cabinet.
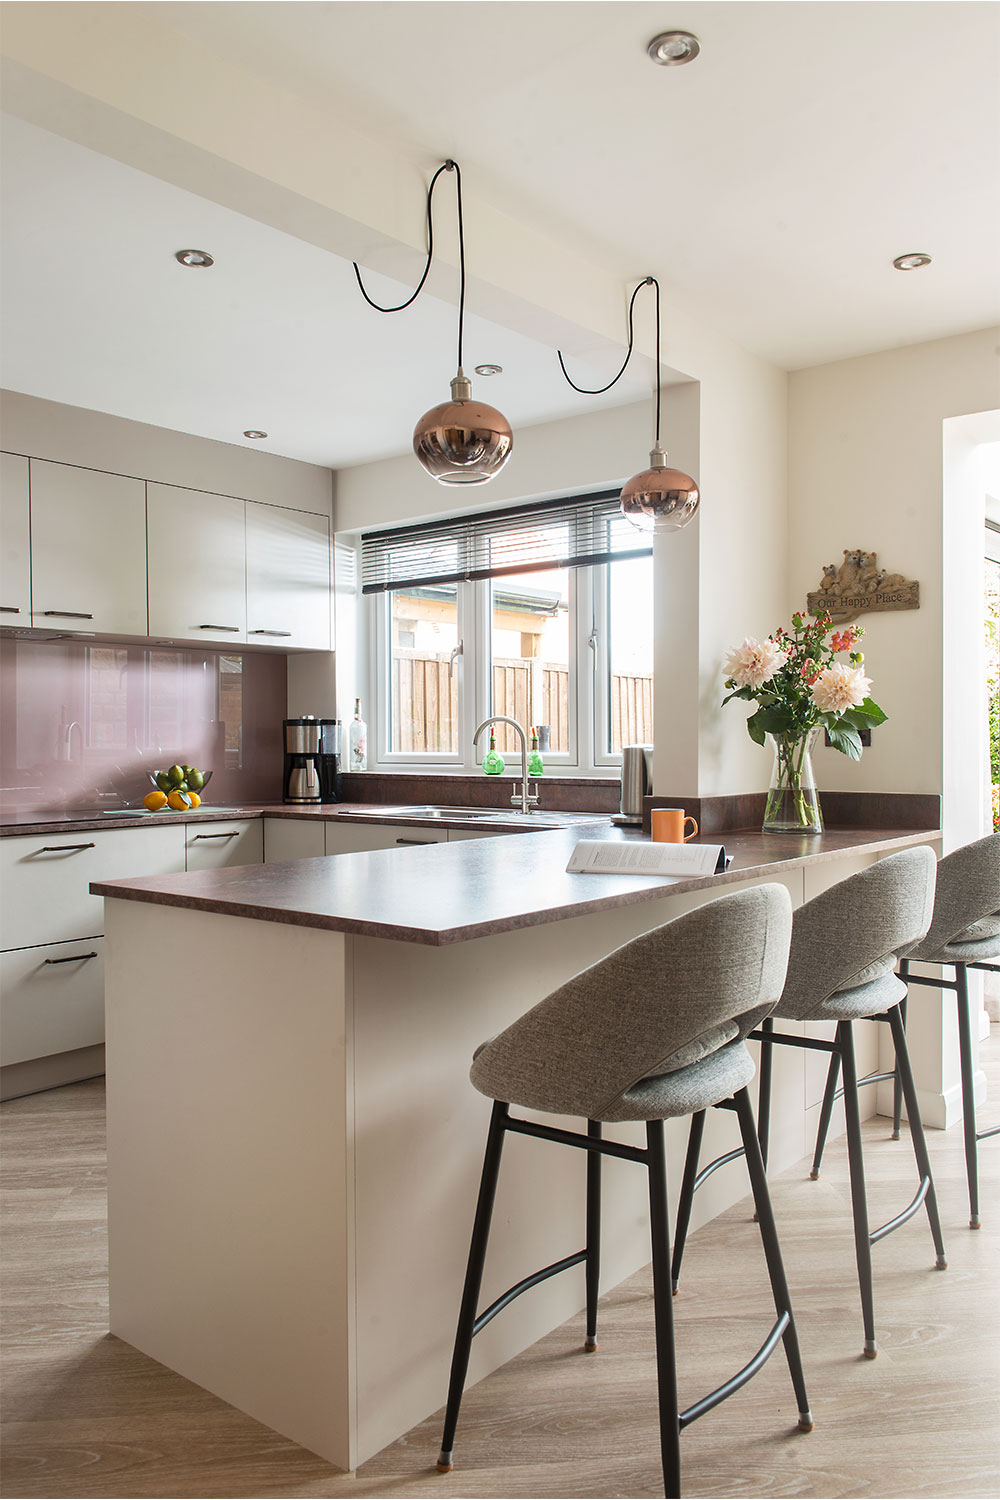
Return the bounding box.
[184,820,263,870]
[1,940,105,1067]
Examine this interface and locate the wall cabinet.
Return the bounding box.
[29,460,146,635]
[0,452,30,621]
[246,502,331,650]
[147,483,247,645]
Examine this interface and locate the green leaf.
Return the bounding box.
[745,709,768,746]
[722,686,758,706]
[826,723,864,760]
[752,703,798,736]
[856,696,888,726]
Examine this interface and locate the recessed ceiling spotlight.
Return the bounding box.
[175,248,214,268]
[893,252,932,271]
[474,364,503,377]
[647,31,700,66]
[243,430,268,440]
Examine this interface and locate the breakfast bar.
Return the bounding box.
[92,825,938,1471]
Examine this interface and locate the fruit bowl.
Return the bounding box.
[148,768,212,794]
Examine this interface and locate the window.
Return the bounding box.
[364,495,653,774]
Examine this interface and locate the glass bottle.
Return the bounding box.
[528,726,544,777]
[349,698,368,771]
[482,728,505,776]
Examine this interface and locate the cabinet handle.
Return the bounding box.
[249,629,292,637]
[198,624,240,632]
[1,605,20,613]
[37,843,96,853]
[43,610,94,620]
[43,951,98,965]
[192,831,240,840]
[395,837,436,846]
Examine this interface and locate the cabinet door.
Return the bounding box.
[246,502,331,650]
[263,818,326,863]
[184,819,263,870]
[147,483,246,644]
[323,822,446,854]
[29,460,146,634]
[0,939,105,1066]
[0,452,30,621]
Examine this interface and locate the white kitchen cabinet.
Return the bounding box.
[147,483,246,645]
[184,819,263,871]
[323,822,447,854]
[246,502,331,650]
[29,460,146,635]
[0,823,185,951]
[263,818,326,863]
[0,452,31,622]
[0,940,105,1067]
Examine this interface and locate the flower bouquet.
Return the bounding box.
[723,613,887,833]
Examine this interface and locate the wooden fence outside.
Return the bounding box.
[391,653,653,754]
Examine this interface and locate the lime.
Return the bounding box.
[167,764,185,786]
[187,769,205,791]
[155,771,172,792]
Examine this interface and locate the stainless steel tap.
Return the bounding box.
[472,716,539,815]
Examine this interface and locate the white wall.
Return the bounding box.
[788,328,1000,816]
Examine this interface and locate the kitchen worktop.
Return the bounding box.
[91,824,938,946]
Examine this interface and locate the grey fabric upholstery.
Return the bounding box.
[774,847,936,1023]
[469,884,792,1123]
[903,833,1000,964]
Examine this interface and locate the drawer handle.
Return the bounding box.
[395,837,435,845]
[198,624,240,632]
[249,629,292,637]
[43,951,98,965]
[192,831,240,840]
[43,610,95,620]
[37,842,96,853]
[1,605,20,613]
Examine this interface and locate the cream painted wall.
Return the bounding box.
[787,328,1000,817]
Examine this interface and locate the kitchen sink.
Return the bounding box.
[357,804,606,825]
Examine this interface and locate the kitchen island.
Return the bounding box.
[93,825,937,1470]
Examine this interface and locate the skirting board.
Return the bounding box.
[1,1043,105,1101]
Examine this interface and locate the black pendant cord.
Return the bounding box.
[352,159,467,370]
[557,275,661,444]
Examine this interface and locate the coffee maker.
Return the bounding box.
[283,716,342,804]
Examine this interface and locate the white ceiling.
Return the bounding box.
[2,1,999,470]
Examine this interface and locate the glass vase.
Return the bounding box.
[763,729,823,834]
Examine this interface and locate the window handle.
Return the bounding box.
[588,626,599,652]
[448,640,463,680]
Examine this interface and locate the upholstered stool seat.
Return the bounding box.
[436,884,813,1500]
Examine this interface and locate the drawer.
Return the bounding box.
[323,823,447,855]
[0,825,185,950]
[0,939,105,1066]
[263,818,326,863]
[185,820,263,871]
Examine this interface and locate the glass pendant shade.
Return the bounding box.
[413,371,513,485]
[620,444,700,532]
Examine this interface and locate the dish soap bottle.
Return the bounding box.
[482,728,505,776]
[349,698,367,771]
[528,726,544,778]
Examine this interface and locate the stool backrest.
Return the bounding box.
[906,832,1000,961]
[777,846,936,1019]
[469,883,792,1119]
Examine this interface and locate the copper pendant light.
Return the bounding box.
[558,276,699,532]
[354,161,512,486]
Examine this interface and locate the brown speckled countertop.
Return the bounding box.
[91,825,939,946]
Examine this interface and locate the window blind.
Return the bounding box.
[360,490,650,595]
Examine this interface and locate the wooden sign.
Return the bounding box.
[807,550,920,624]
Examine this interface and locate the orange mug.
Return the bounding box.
[651,808,699,843]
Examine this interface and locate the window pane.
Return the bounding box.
[490,570,570,754]
[608,557,654,754]
[389,586,458,753]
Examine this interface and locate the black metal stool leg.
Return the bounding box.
[585,1120,602,1348]
[838,1021,879,1358]
[810,1050,842,1180]
[671,1110,705,1294]
[437,1102,509,1473]
[892,965,909,1139]
[734,1089,814,1430]
[756,1016,774,1168]
[646,1120,682,1500]
[887,1005,948,1261]
[954,965,982,1229]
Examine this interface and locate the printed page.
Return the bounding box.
[566,841,726,877]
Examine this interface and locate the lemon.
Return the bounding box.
[186,790,201,808]
[166,789,191,811]
[144,790,168,812]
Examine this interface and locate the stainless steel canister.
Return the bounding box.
[616,744,653,825]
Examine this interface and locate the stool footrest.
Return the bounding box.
[978,1124,1000,1141]
[869,1175,930,1245]
[679,1312,790,1429]
[472,1250,587,1338]
[692,1145,746,1194]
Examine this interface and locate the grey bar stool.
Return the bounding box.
[436,884,813,1500]
[886,833,999,1229]
[673,847,946,1360]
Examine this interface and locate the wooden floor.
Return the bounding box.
[2,1037,998,1500]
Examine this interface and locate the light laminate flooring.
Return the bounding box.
[2,1035,998,1500]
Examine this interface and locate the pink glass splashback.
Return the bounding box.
[0,637,286,813]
